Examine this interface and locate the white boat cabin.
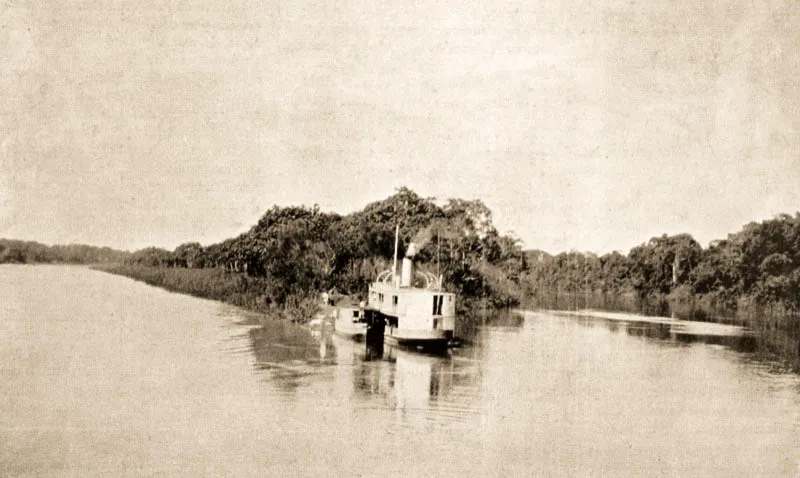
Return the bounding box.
[368,282,456,331]
[366,242,456,336]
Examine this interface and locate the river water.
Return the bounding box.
[2,265,799,476]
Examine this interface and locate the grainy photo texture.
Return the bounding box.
[1,1,799,476]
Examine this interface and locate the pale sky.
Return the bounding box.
[1,0,798,253]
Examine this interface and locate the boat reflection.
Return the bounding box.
[247,320,481,418]
[331,334,466,412]
[383,345,453,410]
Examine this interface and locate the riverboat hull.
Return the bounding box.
[383,325,453,349]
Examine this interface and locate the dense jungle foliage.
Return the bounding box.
[523,214,800,328]
[117,187,527,316]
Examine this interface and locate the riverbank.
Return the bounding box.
[523,287,800,329]
[94,264,502,331]
[93,264,319,322]
[523,289,800,370]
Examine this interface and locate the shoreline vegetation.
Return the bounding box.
[2,188,799,366]
[91,263,319,322]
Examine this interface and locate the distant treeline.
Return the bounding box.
[0,239,130,265]
[523,214,800,328]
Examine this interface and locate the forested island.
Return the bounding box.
[3,188,799,341]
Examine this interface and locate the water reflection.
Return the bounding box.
[558,309,761,355]
[332,335,459,409]
[351,344,455,409]
[245,318,481,425]
[5,265,800,477]
[527,293,800,369]
[671,331,758,351]
[246,307,789,414]
[457,308,525,343]
[247,320,336,392]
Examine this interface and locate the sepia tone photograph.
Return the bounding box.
[2,0,799,476]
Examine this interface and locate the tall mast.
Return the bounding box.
[436,230,441,291]
[392,224,399,285]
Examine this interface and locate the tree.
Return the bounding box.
[629,233,702,296]
[174,242,205,268]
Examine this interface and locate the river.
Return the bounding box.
[2,265,799,476]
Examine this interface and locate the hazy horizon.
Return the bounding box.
[2,190,798,256]
[2,1,798,254]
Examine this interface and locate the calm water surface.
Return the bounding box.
[2,265,800,476]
